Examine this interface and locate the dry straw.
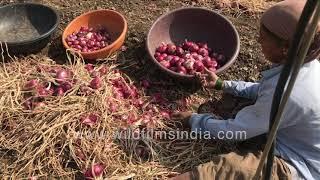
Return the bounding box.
[0,43,232,179]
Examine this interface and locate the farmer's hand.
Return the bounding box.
[195,68,220,89]
[171,111,193,128]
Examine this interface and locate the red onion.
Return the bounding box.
[156,44,167,53]
[123,87,137,99]
[89,41,96,47]
[109,102,118,113]
[98,66,108,76]
[112,79,124,88]
[160,110,171,119]
[193,61,204,72]
[82,47,89,53]
[96,35,103,42]
[86,32,93,39]
[90,77,102,89]
[190,44,199,52]
[75,45,82,50]
[37,86,50,97]
[167,43,176,54]
[183,59,195,70]
[80,40,87,47]
[73,40,80,45]
[85,64,94,72]
[170,56,180,66]
[203,57,214,67]
[90,71,100,78]
[183,53,191,59]
[192,54,203,61]
[176,47,184,56]
[56,69,70,83]
[60,82,72,92]
[95,42,101,48]
[175,58,185,67]
[24,79,38,90]
[182,41,194,50]
[113,87,124,99]
[177,66,187,74]
[160,61,170,68]
[84,163,105,179]
[198,48,209,57]
[156,56,165,62]
[101,41,107,48]
[54,87,65,96]
[81,114,98,126]
[165,55,174,62]
[154,52,161,58]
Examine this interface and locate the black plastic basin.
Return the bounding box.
[0,3,59,54]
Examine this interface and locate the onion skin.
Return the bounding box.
[90,77,102,90]
[81,114,98,126]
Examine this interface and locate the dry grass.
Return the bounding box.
[0,43,236,179]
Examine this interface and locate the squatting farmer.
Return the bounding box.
[171,0,320,179]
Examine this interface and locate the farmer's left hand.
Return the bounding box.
[171,111,193,128]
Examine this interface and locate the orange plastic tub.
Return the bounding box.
[62,9,127,60]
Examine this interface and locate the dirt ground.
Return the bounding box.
[0,0,273,114]
[0,0,275,178]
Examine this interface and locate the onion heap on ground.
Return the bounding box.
[0,51,231,179]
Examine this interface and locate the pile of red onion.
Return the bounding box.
[65,26,112,53]
[22,64,109,110]
[154,41,226,75]
[104,77,172,127]
[23,68,75,110]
